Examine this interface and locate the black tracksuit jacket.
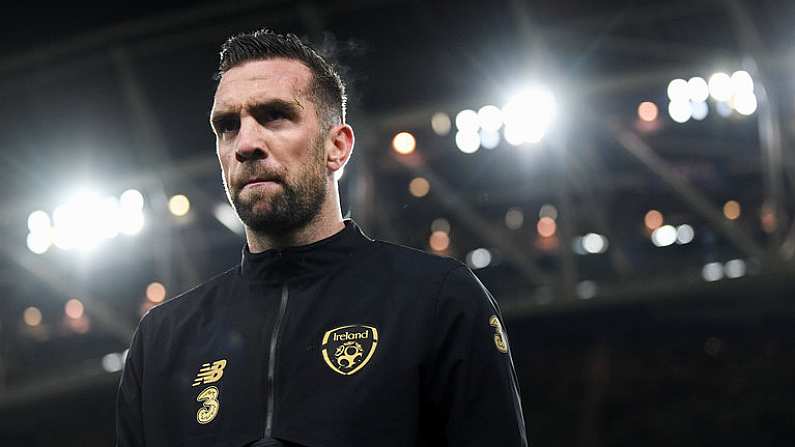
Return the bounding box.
[116,220,528,446]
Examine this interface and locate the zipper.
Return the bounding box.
[265,283,289,437]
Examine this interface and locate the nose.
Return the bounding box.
[234,117,268,163]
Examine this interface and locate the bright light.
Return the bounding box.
[429,231,450,251]
[455,130,481,153]
[168,194,191,217]
[146,282,166,303]
[477,105,504,132]
[687,77,710,102]
[392,131,416,155]
[690,100,708,121]
[724,259,746,279]
[213,203,244,235]
[651,225,677,247]
[637,101,659,122]
[455,109,480,133]
[431,218,450,233]
[730,70,754,93]
[676,224,695,244]
[409,177,430,197]
[118,209,145,236]
[467,248,492,269]
[733,91,757,115]
[723,200,741,220]
[644,210,664,230]
[582,233,608,254]
[708,72,733,101]
[480,130,501,149]
[537,217,557,238]
[702,262,724,281]
[431,112,452,136]
[667,78,690,102]
[502,86,556,145]
[65,298,84,319]
[27,210,51,234]
[23,306,42,327]
[539,204,558,220]
[668,100,692,123]
[503,125,527,146]
[27,231,52,254]
[51,191,122,251]
[505,208,524,230]
[120,189,144,211]
[102,352,124,373]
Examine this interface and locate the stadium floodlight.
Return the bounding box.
[477,105,504,132]
[480,130,501,149]
[455,130,481,153]
[502,86,557,146]
[38,188,146,253]
[667,78,690,102]
[466,248,492,269]
[120,189,145,211]
[27,210,51,234]
[26,232,52,254]
[651,224,677,247]
[708,72,733,102]
[730,71,754,94]
[582,233,608,254]
[687,77,710,102]
[702,262,724,281]
[690,100,708,121]
[733,90,758,116]
[675,224,695,244]
[455,109,480,133]
[668,100,692,123]
[724,259,746,278]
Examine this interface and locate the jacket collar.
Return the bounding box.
[239,219,370,283]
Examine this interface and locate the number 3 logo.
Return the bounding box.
[196,386,220,424]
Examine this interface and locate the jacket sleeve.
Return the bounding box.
[425,265,528,446]
[116,322,146,447]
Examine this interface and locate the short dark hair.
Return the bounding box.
[217,29,347,128]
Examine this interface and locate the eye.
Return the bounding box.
[214,118,239,135]
[255,109,288,124]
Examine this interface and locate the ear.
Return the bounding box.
[326,123,355,175]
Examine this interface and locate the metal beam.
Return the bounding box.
[395,157,553,286]
[609,123,766,261]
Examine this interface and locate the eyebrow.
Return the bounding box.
[210,98,303,129]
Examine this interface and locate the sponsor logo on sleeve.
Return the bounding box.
[489,315,509,353]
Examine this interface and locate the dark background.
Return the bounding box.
[1,1,794,445]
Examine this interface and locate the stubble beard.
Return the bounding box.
[226,137,328,236]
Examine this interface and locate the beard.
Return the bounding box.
[225,137,327,236]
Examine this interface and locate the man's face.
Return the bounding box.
[211,58,328,235]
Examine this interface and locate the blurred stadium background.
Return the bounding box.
[1,1,795,445]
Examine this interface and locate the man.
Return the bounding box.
[116,29,527,447]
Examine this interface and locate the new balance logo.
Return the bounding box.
[192,359,227,387]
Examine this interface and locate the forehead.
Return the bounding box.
[213,58,313,109]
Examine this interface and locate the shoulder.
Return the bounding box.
[140,266,238,328]
[368,239,463,278]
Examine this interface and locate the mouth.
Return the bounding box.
[241,178,282,190]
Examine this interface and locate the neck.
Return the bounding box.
[244,185,345,253]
